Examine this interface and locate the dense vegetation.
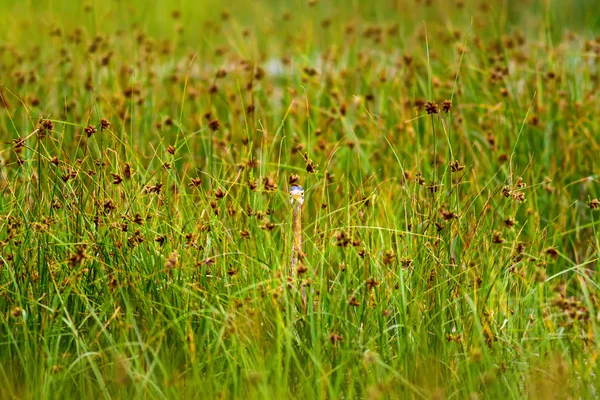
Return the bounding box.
[1,0,599,398]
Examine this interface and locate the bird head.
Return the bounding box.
[289,185,304,206]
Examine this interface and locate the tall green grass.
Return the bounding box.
[1,0,599,398]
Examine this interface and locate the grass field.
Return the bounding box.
[1,0,599,398]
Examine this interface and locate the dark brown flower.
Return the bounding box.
[545,247,559,259]
[492,232,503,244]
[214,188,226,199]
[165,252,178,269]
[289,174,300,185]
[248,179,258,191]
[84,124,97,137]
[189,177,202,188]
[36,118,54,138]
[329,333,343,345]
[366,277,379,290]
[123,163,132,179]
[297,264,308,274]
[425,101,439,114]
[260,220,275,231]
[216,68,227,78]
[441,99,452,113]
[383,249,396,265]
[208,119,220,131]
[512,191,525,202]
[450,160,464,172]
[427,184,440,193]
[441,210,457,220]
[305,157,318,173]
[100,118,110,130]
[133,213,144,225]
[263,177,278,191]
[111,174,123,185]
[504,217,516,228]
[335,230,351,247]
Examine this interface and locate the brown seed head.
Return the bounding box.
[262,177,278,191]
[306,159,318,174]
[329,332,343,345]
[84,124,97,137]
[366,277,379,290]
[450,160,464,172]
[189,177,202,188]
[100,118,110,130]
[123,163,132,179]
[214,188,226,199]
[425,101,439,114]
[545,247,559,259]
[165,252,178,269]
[441,99,452,113]
[441,210,457,220]
[111,174,123,185]
[208,119,220,131]
[492,232,503,244]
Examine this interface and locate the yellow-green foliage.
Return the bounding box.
[0,0,599,398]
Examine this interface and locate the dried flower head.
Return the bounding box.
[441,99,452,113]
[425,101,439,114]
[263,177,278,191]
[289,174,300,185]
[37,118,54,138]
[84,124,97,137]
[450,160,464,172]
[208,119,220,131]
[100,118,110,130]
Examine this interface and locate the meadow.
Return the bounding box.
[1,0,599,398]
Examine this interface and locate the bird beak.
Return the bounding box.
[290,192,304,205]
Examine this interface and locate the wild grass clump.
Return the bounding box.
[1,0,599,398]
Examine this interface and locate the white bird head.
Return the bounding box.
[289,185,304,206]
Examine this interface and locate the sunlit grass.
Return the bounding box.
[1,0,599,398]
